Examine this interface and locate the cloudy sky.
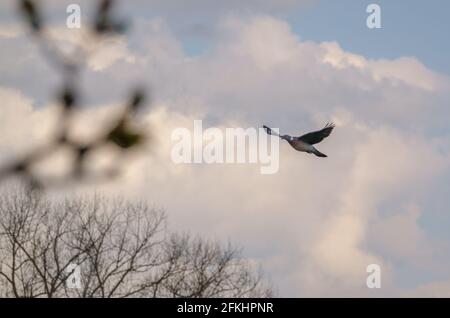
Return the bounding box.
[1,0,450,297]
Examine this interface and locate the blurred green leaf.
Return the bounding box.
[107,123,144,149]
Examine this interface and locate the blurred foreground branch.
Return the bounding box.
[0,0,150,190]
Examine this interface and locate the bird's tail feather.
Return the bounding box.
[313,149,327,158]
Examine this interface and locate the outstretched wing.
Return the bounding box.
[298,123,335,145]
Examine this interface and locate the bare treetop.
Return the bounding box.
[0,189,273,298]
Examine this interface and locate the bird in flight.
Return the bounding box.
[263,123,335,158]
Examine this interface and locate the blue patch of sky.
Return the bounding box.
[154,0,450,76]
[287,0,450,76]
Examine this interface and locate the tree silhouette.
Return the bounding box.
[0,189,273,298]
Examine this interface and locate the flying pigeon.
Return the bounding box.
[263,123,335,158]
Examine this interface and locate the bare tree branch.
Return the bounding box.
[0,189,273,298]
